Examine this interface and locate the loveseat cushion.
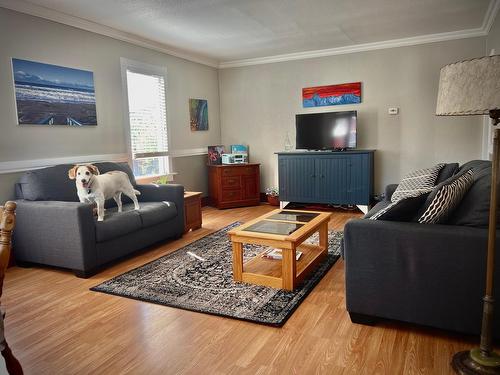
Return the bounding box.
[435,163,459,184]
[16,161,136,202]
[95,204,142,242]
[448,160,497,227]
[17,164,79,201]
[138,202,177,228]
[418,169,474,224]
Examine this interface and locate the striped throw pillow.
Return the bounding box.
[391,163,445,203]
[418,169,474,224]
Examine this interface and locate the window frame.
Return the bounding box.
[120,57,172,178]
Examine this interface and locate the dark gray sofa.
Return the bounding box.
[13,162,184,277]
[344,160,500,337]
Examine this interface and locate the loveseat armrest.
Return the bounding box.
[13,200,97,272]
[343,218,499,335]
[384,184,398,201]
[136,184,185,235]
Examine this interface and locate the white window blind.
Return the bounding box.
[125,69,169,177]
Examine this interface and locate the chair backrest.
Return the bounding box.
[0,201,23,375]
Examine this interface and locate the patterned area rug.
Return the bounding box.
[91,222,343,326]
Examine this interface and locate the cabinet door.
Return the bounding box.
[316,156,349,204]
[242,174,259,200]
[279,157,316,202]
[347,153,371,205]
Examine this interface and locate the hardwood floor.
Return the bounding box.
[3,204,488,374]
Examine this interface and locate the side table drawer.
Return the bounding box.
[222,176,241,189]
[221,189,242,202]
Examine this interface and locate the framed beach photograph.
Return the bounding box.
[12,58,97,126]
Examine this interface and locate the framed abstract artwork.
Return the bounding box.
[11,58,97,125]
[208,145,225,165]
[302,82,361,107]
[189,98,209,131]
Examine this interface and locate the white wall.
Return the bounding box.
[0,8,220,201]
[219,38,486,195]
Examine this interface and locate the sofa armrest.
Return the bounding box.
[343,219,499,335]
[384,184,398,201]
[13,200,96,272]
[136,184,185,235]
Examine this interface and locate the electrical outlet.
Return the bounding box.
[388,107,399,115]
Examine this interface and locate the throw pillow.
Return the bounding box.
[391,163,445,203]
[369,194,429,221]
[418,169,474,224]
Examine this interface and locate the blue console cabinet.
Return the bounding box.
[276,150,374,205]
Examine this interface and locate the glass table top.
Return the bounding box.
[243,220,304,235]
[267,211,319,223]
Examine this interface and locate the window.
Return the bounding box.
[122,59,169,178]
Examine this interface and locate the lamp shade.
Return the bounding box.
[436,55,500,116]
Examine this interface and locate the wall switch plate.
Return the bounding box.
[388,107,399,115]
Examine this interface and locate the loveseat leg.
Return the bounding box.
[349,312,378,326]
[73,269,96,278]
[15,260,34,268]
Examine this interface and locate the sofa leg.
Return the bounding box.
[349,312,378,326]
[73,269,96,278]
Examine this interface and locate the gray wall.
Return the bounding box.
[219,38,486,195]
[0,8,220,201]
[487,9,500,53]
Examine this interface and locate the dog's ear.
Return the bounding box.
[88,165,100,175]
[68,165,78,180]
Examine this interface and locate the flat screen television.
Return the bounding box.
[295,110,357,150]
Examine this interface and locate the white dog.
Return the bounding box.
[68,164,140,221]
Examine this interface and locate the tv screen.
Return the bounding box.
[295,111,357,150]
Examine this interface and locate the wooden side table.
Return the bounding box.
[184,191,202,233]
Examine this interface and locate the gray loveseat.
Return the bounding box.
[344,160,500,337]
[13,162,184,277]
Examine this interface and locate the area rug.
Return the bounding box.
[91,222,343,326]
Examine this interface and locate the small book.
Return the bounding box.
[261,249,303,261]
[230,144,248,154]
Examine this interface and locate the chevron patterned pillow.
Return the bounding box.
[418,169,474,224]
[391,163,445,203]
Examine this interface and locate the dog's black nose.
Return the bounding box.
[81,179,87,183]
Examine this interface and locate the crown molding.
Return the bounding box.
[218,28,487,68]
[219,0,500,68]
[483,0,500,33]
[0,0,219,68]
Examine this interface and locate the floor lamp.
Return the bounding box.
[436,55,500,374]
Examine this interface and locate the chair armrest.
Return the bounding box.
[136,184,185,234]
[384,184,398,201]
[13,200,96,271]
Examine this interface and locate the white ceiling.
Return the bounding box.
[1,0,497,65]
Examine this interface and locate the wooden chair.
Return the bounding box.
[0,202,23,375]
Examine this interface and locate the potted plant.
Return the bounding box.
[265,187,280,206]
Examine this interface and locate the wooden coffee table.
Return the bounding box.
[228,209,331,291]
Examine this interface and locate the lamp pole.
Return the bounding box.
[452,110,500,374]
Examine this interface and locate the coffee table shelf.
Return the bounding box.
[243,243,327,288]
[228,209,331,290]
